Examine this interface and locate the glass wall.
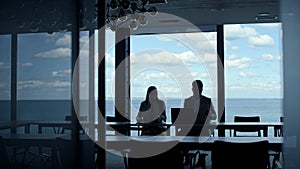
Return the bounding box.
[0,35,11,124]
[224,23,283,123]
[105,29,116,118]
[17,32,72,128]
[130,31,218,124]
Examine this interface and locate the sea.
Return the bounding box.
[0,98,283,135]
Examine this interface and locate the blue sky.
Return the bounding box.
[0,23,282,100]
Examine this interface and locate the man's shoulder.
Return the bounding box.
[184,96,194,102]
[201,95,211,103]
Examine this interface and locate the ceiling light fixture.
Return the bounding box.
[255,13,278,21]
[106,0,158,31]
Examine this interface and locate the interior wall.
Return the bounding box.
[281,0,300,168]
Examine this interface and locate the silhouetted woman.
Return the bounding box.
[136,86,167,135]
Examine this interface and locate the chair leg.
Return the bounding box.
[121,149,129,169]
[189,154,195,169]
[196,153,207,169]
[272,153,281,169]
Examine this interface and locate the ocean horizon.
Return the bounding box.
[0,98,283,122]
[0,98,283,135]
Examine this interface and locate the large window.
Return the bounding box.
[0,35,11,124]
[17,32,72,123]
[105,29,116,118]
[224,23,283,123]
[130,31,218,123]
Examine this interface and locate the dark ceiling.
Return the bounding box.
[0,0,280,35]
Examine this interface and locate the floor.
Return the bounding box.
[6,146,282,169]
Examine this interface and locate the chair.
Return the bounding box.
[233,115,275,168]
[233,115,261,137]
[270,116,284,169]
[171,108,208,169]
[275,116,284,137]
[106,116,130,169]
[56,135,96,169]
[211,140,269,169]
[126,139,184,169]
[106,116,130,136]
[62,115,87,134]
[0,136,10,169]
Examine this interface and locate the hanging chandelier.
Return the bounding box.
[106,0,158,31]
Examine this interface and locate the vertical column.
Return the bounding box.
[217,25,225,137]
[281,0,300,168]
[89,30,95,131]
[115,28,130,128]
[97,0,106,168]
[11,33,17,133]
[71,0,81,168]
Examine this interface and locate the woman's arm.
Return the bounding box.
[160,101,167,122]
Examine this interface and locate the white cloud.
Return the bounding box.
[202,53,217,63]
[229,82,281,90]
[0,82,7,88]
[105,53,115,67]
[225,24,258,40]
[231,46,239,51]
[239,72,255,78]
[225,57,251,69]
[256,23,281,28]
[144,72,169,80]
[55,34,89,48]
[80,35,89,46]
[52,69,72,77]
[262,54,281,61]
[174,51,199,65]
[227,54,238,59]
[18,80,70,89]
[157,32,216,52]
[131,50,216,68]
[131,51,181,65]
[254,82,281,90]
[156,35,173,41]
[248,34,275,47]
[51,81,70,87]
[56,34,71,47]
[159,86,181,94]
[0,62,10,71]
[35,47,71,58]
[191,72,208,78]
[21,62,33,67]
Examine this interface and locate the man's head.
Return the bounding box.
[192,80,203,96]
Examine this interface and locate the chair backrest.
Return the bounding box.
[127,139,183,169]
[276,116,284,137]
[234,115,261,137]
[171,108,196,125]
[65,115,87,121]
[171,108,181,124]
[211,140,269,169]
[56,136,96,169]
[0,136,10,169]
[171,108,197,136]
[106,116,130,135]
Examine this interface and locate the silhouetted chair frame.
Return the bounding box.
[62,115,87,134]
[0,136,10,169]
[233,115,262,137]
[171,108,208,169]
[211,140,269,169]
[270,116,284,169]
[126,139,184,169]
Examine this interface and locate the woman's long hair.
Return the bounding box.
[139,86,157,111]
